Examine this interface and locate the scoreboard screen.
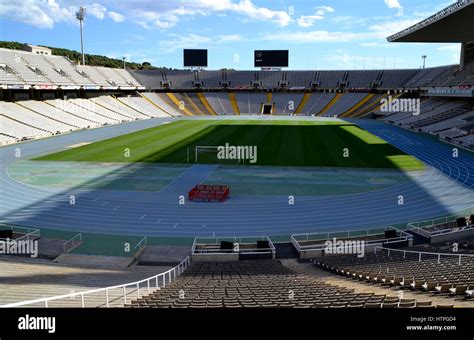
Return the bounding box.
[254,50,289,67]
[184,49,208,67]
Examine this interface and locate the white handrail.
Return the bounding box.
[298,235,411,251]
[134,236,147,251]
[291,226,392,240]
[430,224,474,236]
[374,246,474,265]
[192,235,276,255]
[290,235,301,253]
[1,225,41,241]
[63,233,82,253]
[0,256,191,308]
[407,215,456,230]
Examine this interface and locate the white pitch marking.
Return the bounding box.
[113,206,120,210]
[140,215,146,219]
[173,223,178,228]
[156,219,161,224]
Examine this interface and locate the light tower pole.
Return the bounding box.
[422,55,427,69]
[76,7,86,65]
[123,57,126,70]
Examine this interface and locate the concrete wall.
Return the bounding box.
[431,228,474,244]
[192,253,239,262]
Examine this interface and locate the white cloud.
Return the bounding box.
[159,33,245,53]
[368,19,421,38]
[360,42,395,48]
[0,0,124,28]
[384,0,402,9]
[154,20,176,29]
[437,45,460,52]
[108,11,124,23]
[129,0,292,30]
[437,44,461,63]
[85,4,106,20]
[297,15,324,28]
[324,53,404,69]
[260,17,422,45]
[130,9,181,29]
[384,0,403,15]
[0,0,79,28]
[317,6,335,13]
[331,16,352,23]
[296,6,334,27]
[261,30,368,43]
[196,0,292,26]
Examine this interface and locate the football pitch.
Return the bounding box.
[35,119,424,170]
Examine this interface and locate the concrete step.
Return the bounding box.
[0,258,171,307]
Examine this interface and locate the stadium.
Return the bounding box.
[0,0,473,337]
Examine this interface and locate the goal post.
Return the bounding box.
[194,145,242,164]
[195,146,219,163]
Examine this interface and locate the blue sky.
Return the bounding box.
[0,0,462,70]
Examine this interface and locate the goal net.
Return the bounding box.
[194,146,243,164]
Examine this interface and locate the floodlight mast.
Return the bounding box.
[76,7,86,65]
[422,55,427,69]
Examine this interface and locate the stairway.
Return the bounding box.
[274,242,300,259]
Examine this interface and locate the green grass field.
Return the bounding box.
[35,120,424,170]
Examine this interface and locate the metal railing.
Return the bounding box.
[291,226,392,243]
[407,215,458,230]
[374,246,474,266]
[0,256,191,308]
[407,215,473,237]
[192,236,275,255]
[134,236,147,252]
[63,233,82,253]
[290,226,411,253]
[430,224,474,236]
[0,226,41,243]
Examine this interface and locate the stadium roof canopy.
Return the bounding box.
[387,0,474,43]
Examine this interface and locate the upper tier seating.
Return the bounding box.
[404,65,456,88]
[1,47,471,89]
[0,48,142,87]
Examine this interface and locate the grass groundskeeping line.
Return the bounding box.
[35,120,424,170]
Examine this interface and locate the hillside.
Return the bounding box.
[0,41,158,70]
